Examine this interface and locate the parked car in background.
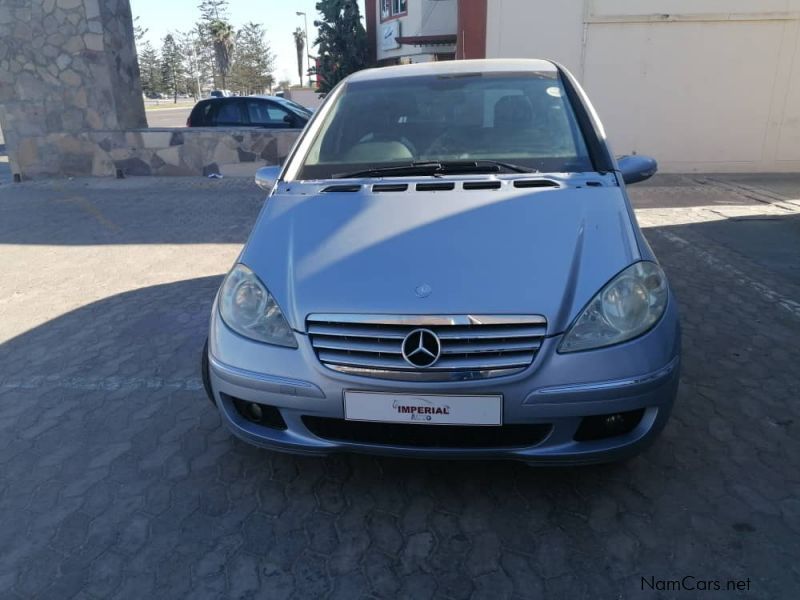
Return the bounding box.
[268,96,314,117]
[202,59,680,465]
[209,89,233,98]
[281,88,325,111]
[186,96,310,129]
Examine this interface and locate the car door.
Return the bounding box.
[246,99,304,129]
[210,99,246,126]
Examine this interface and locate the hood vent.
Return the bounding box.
[372,183,408,192]
[513,179,560,189]
[321,184,362,193]
[416,182,456,191]
[463,181,502,191]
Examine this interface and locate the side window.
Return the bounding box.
[190,102,213,126]
[247,101,296,128]
[382,0,407,19]
[212,101,245,126]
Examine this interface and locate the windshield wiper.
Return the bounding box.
[333,160,536,179]
[470,160,537,174]
[333,162,445,179]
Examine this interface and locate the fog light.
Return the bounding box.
[226,394,288,430]
[574,409,645,441]
[248,402,263,422]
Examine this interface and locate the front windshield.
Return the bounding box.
[277,97,312,116]
[298,71,592,180]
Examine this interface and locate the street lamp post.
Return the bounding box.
[296,11,310,87]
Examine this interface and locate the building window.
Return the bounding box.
[381,0,407,21]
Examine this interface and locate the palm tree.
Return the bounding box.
[293,27,305,87]
[209,20,235,90]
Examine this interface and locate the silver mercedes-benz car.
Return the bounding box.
[202,59,680,465]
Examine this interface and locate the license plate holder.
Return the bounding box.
[344,391,502,426]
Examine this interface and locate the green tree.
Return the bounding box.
[138,41,162,95]
[198,0,229,22]
[133,16,148,50]
[178,30,204,99]
[314,0,368,93]
[229,23,275,95]
[293,27,305,87]
[191,22,215,95]
[161,34,185,102]
[197,0,230,88]
[209,20,235,90]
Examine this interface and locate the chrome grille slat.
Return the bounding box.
[441,339,542,353]
[436,326,546,340]
[307,314,547,381]
[317,350,536,371]
[307,323,407,339]
[311,337,403,354]
[307,313,546,326]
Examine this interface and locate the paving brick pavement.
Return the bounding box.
[0,175,798,599]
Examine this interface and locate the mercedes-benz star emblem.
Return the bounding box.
[415,284,432,298]
[401,329,441,368]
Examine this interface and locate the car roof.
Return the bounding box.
[249,95,287,101]
[346,59,558,83]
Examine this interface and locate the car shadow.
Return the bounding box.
[3,211,798,480]
[628,173,771,209]
[0,200,800,598]
[642,212,800,290]
[0,275,621,493]
[2,210,798,597]
[0,177,264,245]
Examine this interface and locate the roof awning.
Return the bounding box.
[395,34,457,47]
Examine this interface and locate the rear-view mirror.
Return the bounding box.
[618,155,658,185]
[255,165,281,191]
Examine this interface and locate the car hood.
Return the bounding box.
[240,180,641,334]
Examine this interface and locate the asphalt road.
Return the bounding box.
[0,174,798,598]
[146,106,193,128]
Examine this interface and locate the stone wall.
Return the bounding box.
[15,128,302,178]
[0,0,147,176]
[0,0,304,180]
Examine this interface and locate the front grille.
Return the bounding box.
[302,416,551,448]
[307,314,546,381]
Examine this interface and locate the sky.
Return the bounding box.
[129,0,366,85]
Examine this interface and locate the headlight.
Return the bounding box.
[559,262,668,352]
[218,264,298,348]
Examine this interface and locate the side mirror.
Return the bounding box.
[283,114,296,127]
[617,155,657,185]
[255,165,281,191]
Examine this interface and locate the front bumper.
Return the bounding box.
[207,300,681,465]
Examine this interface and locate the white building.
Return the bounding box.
[367,0,459,65]
[367,0,800,172]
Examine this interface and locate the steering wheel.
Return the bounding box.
[425,130,471,159]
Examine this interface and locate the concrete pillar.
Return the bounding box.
[0,0,146,178]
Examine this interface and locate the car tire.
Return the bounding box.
[201,339,215,405]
